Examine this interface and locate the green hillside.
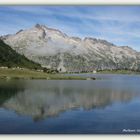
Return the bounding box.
[0,39,41,69]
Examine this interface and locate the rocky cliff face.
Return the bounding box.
[2,24,140,72]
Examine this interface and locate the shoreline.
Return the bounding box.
[0,68,140,80]
[0,68,88,80]
[96,70,140,75]
[65,70,140,75]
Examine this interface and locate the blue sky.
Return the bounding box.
[0,6,140,51]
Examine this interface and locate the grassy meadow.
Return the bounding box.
[0,68,86,80]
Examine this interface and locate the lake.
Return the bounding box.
[0,74,140,134]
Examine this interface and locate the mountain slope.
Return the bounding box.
[2,24,140,72]
[0,39,41,69]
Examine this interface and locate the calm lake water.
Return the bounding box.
[0,74,140,134]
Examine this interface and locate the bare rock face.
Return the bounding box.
[2,24,140,72]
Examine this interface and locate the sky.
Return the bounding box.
[0,6,140,51]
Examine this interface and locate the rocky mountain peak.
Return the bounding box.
[16,29,23,35]
[35,23,42,28]
[84,37,98,43]
[70,37,82,42]
[84,37,115,46]
[98,39,115,46]
[121,46,136,51]
[34,24,68,38]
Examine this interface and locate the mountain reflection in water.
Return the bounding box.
[0,75,140,122]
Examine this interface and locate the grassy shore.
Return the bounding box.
[97,70,140,74]
[1,68,138,80]
[0,68,87,80]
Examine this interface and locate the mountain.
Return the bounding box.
[0,39,41,69]
[2,24,140,72]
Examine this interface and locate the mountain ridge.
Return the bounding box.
[1,24,140,72]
